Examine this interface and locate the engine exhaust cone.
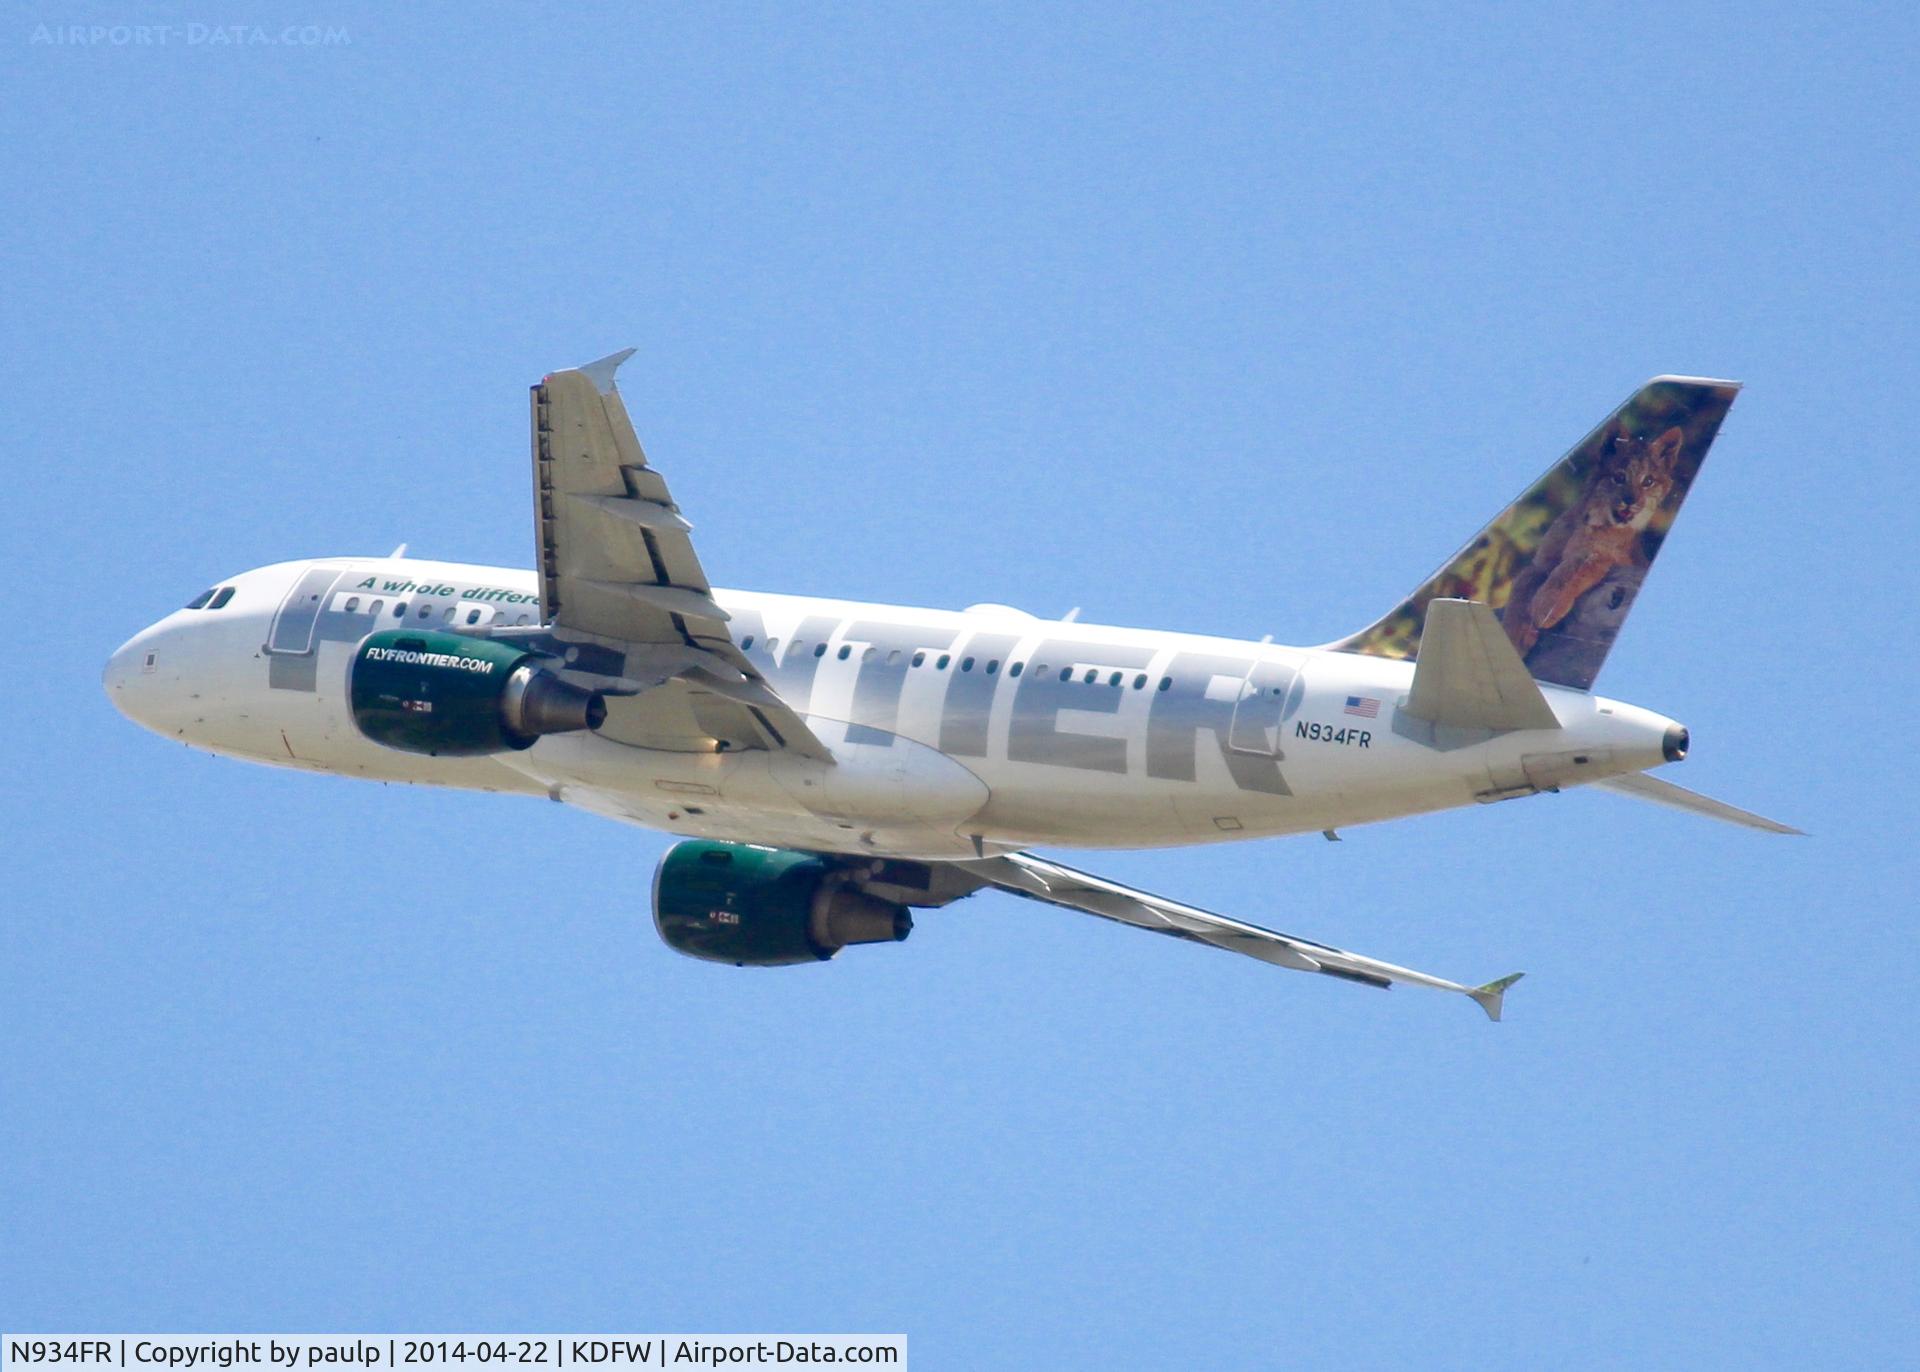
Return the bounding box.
[811,887,914,951]
[504,666,607,741]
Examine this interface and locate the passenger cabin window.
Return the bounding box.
[837,645,851,660]
[961,657,975,672]
[986,660,1000,674]
[369,600,384,616]
[1010,662,1024,677]
[344,596,361,613]
[208,587,236,610]
[185,589,215,610]
[1133,673,1147,690]
[1108,671,1122,687]
[741,635,755,650]
[394,602,408,618]
[937,654,951,670]
[1157,677,1171,691]
[887,649,901,665]
[912,651,925,668]
[466,609,481,625]
[812,642,828,658]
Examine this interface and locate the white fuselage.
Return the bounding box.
[104,556,1681,859]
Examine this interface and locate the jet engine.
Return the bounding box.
[652,840,913,966]
[349,629,606,756]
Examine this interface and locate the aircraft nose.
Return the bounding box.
[103,624,170,731]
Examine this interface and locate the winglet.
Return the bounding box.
[576,347,637,396]
[1469,972,1525,1022]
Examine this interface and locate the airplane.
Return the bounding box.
[104,353,1799,1020]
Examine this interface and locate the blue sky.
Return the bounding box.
[4,3,1916,1366]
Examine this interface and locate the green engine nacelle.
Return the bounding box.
[349,628,606,757]
[653,839,914,967]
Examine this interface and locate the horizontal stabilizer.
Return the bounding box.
[1404,599,1561,732]
[1593,772,1804,835]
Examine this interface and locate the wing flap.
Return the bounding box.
[577,578,733,626]
[569,492,693,534]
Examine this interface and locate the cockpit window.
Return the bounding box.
[184,588,215,610]
[207,587,236,609]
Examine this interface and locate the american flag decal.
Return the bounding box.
[1343,695,1380,718]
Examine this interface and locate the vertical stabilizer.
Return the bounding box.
[1329,377,1739,690]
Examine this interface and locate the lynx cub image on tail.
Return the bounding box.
[105,359,1799,1019]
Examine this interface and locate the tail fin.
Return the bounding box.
[1329,376,1740,690]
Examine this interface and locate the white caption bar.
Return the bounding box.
[3,1339,906,1371]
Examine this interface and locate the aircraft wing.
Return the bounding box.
[954,852,1523,1020]
[530,351,830,759]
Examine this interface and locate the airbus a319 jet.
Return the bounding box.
[105,354,1798,1019]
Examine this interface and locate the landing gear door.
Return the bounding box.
[266,565,346,654]
[1228,659,1300,756]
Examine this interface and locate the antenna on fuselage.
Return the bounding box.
[389,542,409,559]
